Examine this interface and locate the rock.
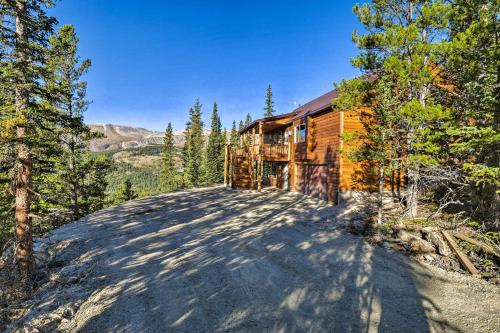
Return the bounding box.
[424,254,436,262]
[421,227,439,233]
[440,256,461,271]
[422,228,451,256]
[409,238,436,254]
[396,230,420,243]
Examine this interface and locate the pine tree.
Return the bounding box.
[238,120,246,145]
[0,0,57,279]
[220,127,227,183]
[349,0,452,218]
[161,122,180,191]
[334,76,401,224]
[245,113,252,126]
[118,179,137,202]
[264,84,275,118]
[81,154,113,213]
[230,120,239,146]
[182,107,193,174]
[42,24,103,219]
[203,102,224,184]
[184,100,204,187]
[444,0,499,227]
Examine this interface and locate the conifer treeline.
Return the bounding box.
[160,100,227,190]
[161,84,274,190]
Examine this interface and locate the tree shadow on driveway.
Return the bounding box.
[35,187,467,332]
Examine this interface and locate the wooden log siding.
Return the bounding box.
[340,108,374,192]
[231,87,404,203]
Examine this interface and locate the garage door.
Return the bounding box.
[296,164,328,201]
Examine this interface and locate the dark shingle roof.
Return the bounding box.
[239,74,378,133]
[240,88,339,133]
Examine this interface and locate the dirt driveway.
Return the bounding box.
[9,187,500,332]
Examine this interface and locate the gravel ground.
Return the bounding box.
[6,186,500,332]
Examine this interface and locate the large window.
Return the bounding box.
[294,123,306,143]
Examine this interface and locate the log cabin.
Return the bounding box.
[223,88,377,205]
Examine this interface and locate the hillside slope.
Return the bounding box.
[89,124,209,152]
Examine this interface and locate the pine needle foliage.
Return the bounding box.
[264,84,275,118]
[183,99,204,187]
[203,102,225,184]
[161,122,181,192]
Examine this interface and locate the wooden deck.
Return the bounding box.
[232,144,289,162]
[262,144,289,161]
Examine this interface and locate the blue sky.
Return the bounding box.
[50,0,363,131]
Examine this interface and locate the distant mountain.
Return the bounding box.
[88,124,210,152]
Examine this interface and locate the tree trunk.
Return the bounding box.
[69,140,79,217]
[407,167,419,218]
[14,0,34,279]
[377,130,387,224]
[377,162,385,224]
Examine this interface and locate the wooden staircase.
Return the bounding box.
[231,147,255,189]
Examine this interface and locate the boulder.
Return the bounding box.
[409,238,436,254]
[396,229,420,243]
[421,228,451,256]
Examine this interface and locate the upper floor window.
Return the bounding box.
[295,123,306,143]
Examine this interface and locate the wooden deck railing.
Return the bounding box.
[231,144,289,161]
[262,144,289,161]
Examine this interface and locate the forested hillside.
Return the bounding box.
[100,145,173,200]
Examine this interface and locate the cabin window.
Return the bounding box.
[294,123,306,143]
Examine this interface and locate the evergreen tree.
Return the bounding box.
[161,122,180,191]
[203,102,224,184]
[118,179,137,202]
[334,76,401,224]
[264,84,275,118]
[230,120,239,146]
[345,0,452,218]
[183,100,204,187]
[82,154,113,213]
[0,0,57,279]
[182,107,193,174]
[238,120,246,145]
[245,113,252,126]
[42,25,106,219]
[444,0,499,227]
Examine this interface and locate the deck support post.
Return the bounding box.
[257,122,263,192]
[224,145,230,187]
[257,157,263,192]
